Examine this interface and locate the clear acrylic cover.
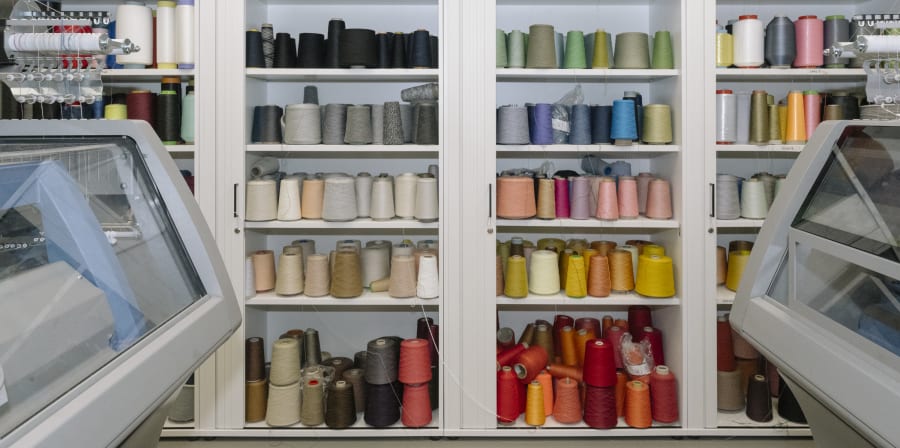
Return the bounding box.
[0,136,205,438]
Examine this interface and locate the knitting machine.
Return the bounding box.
[826,14,900,106]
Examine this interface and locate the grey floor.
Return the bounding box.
[159,438,815,447]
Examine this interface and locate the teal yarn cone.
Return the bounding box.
[507,30,526,68]
[497,29,508,68]
[564,30,587,69]
[651,30,674,69]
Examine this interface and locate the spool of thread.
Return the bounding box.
[535,178,556,219]
[823,104,842,121]
[650,366,679,423]
[415,176,438,222]
[126,90,155,128]
[746,374,772,422]
[400,103,415,142]
[735,92,751,144]
[551,377,582,424]
[270,338,301,386]
[342,105,373,145]
[526,24,557,68]
[276,177,301,221]
[291,239,316,270]
[767,104,782,144]
[116,3,153,66]
[765,16,796,68]
[331,250,362,298]
[716,24,734,68]
[824,16,850,67]
[563,30,587,69]
[794,16,823,68]
[324,19,346,68]
[251,105,283,143]
[497,176,536,219]
[496,29,508,67]
[321,176,357,222]
[803,90,821,140]
[246,180,277,221]
[740,178,767,219]
[524,381,546,426]
[370,175,395,220]
[245,379,268,422]
[645,179,673,219]
[716,174,741,219]
[826,92,859,120]
[610,99,637,144]
[304,254,330,297]
[353,173,374,218]
[562,176,588,219]
[514,345,549,384]
[416,254,439,299]
[338,28,377,68]
[616,176,639,218]
[504,255,529,298]
[591,31,609,68]
[496,255,505,296]
[748,90,769,146]
[341,369,366,414]
[733,15,764,67]
[497,366,521,423]
[105,103,127,120]
[716,89,737,144]
[620,245,640,281]
[275,253,304,296]
[587,254,611,297]
[641,326,666,366]
[173,0,195,68]
[590,105,612,144]
[569,104,591,144]
[529,103,553,144]
[565,254,587,298]
[156,2,177,69]
[322,357,354,381]
[614,32,651,69]
[298,33,325,68]
[717,369,745,411]
[382,101,405,145]
[595,177,618,220]
[583,385,617,428]
[251,250,275,292]
[497,327,516,351]
[624,381,652,428]
[609,250,635,292]
[583,340,617,387]
[394,173,418,219]
[366,338,400,385]
[398,338,433,384]
[414,102,439,145]
[389,255,417,298]
[299,378,325,426]
[535,370,554,417]
[180,91,195,143]
[641,104,672,144]
[785,91,807,144]
[550,103,570,143]
[273,32,297,68]
[615,371,627,417]
[401,383,432,427]
[605,325,626,370]
[528,250,560,295]
[365,382,402,427]
[324,380,357,429]
[497,105,530,145]
[651,30,674,69]
[725,250,750,292]
[635,254,675,298]
[245,337,266,382]
[246,28,265,68]
[266,381,301,426]
[716,246,728,286]
[323,104,348,145]
[409,29,433,68]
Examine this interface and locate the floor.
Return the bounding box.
[159,438,816,447]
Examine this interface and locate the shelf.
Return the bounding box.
[498,415,679,433]
[716,68,865,82]
[247,290,439,308]
[100,69,194,82]
[496,68,678,82]
[716,144,803,153]
[245,218,438,230]
[497,217,678,229]
[243,410,441,436]
[246,68,439,82]
[247,144,439,155]
[163,420,194,429]
[497,292,679,307]
[717,285,736,305]
[717,398,809,430]
[716,218,764,229]
[497,144,679,155]
[166,144,195,154]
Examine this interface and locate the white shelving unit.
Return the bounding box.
[700,0,896,436]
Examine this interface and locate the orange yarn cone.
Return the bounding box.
[552,377,583,424]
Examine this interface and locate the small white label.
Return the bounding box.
[551,118,570,133]
[0,365,7,408]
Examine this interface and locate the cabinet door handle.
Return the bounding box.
[488,184,493,218]
[233,183,239,218]
[709,183,715,218]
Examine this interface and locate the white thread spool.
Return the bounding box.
[175,0,195,68]
[416,254,440,299]
[414,175,438,222]
[266,381,301,427]
[733,15,764,68]
[270,338,302,386]
[246,179,277,221]
[394,173,418,219]
[529,250,560,295]
[716,89,737,144]
[116,2,154,67]
[277,177,302,221]
[244,256,256,299]
[361,242,391,287]
[740,178,768,219]
[355,172,373,217]
[155,1,176,69]
[322,175,357,222]
[369,175,395,220]
[283,104,322,144]
[275,253,304,296]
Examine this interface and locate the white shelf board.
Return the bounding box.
[243,410,441,436]
[716,144,803,153]
[497,68,678,82]
[166,144,195,154]
[245,218,438,230]
[246,290,439,307]
[101,68,194,82]
[497,144,678,154]
[717,398,809,430]
[716,218,764,229]
[247,144,439,154]
[716,67,865,81]
[497,217,678,229]
[163,420,194,429]
[246,68,439,82]
[717,285,736,305]
[497,292,679,307]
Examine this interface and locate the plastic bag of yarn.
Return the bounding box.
[555,84,585,106]
[620,333,654,382]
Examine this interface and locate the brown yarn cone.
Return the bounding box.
[536,178,556,219]
[252,250,276,292]
[389,254,417,298]
[590,240,617,256]
[716,246,727,285]
[587,254,611,297]
[331,250,363,298]
[609,249,635,292]
[245,379,268,423]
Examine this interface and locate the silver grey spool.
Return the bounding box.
[716,174,741,220]
[392,243,414,257]
[735,92,751,144]
[370,104,384,144]
[399,104,414,143]
[393,172,418,219]
[322,175,358,221]
[167,384,194,422]
[283,103,322,145]
[382,101,404,145]
[355,172,373,217]
[413,102,439,145]
[323,103,349,145]
[344,105,373,144]
[414,175,438,222]
[361,243,391,287]
[369,175,395,220]
[401,82,439,102]
[290,239,316,271]
[250,156,279,177]
[497,105,530,145]
[336,239,362,253]
[584,32,594,67]
[764,16,795,68]
[823,16,850,67]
